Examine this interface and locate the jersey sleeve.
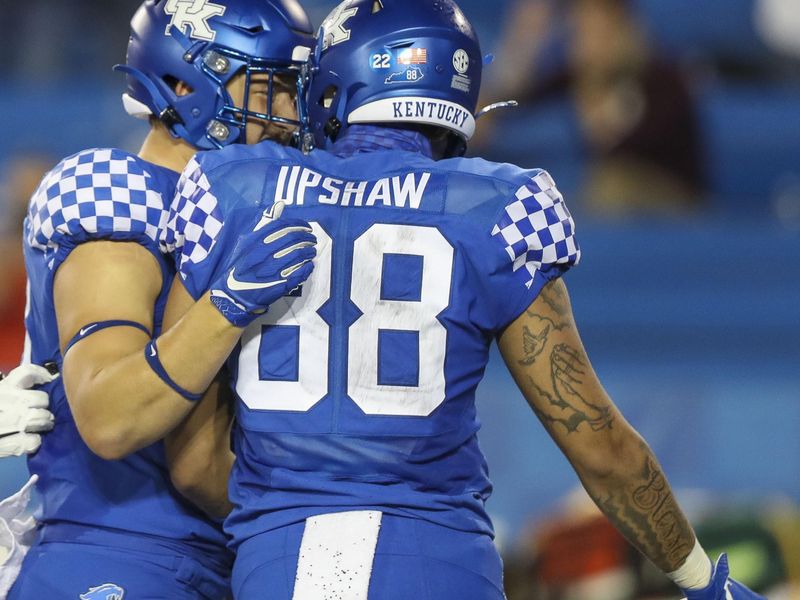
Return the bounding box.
[160,156,227,300]
[26,148,169,273]
[486,169,580,331]
[161,144,289,300]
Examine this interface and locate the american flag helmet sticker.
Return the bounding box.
[398,48,428,65]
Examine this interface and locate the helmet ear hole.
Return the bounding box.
[372,0,384,13]
[319,85,339,109]
[163,75,194,97]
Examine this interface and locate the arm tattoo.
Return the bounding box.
[518,281,613,433]
[517,282,694,570]
[518,324,550,366]
[551,344,612,430]
[519,282,568,367]
[524,342,614,433]
[595,454,694,571]
[534,280,569,318]
[525,280,571,326]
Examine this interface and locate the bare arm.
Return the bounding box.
[497,278,696,572]
[162,275,235,519]
[55,241,243,460]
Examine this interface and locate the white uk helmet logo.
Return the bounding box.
[453,49,470,74]
[321,3,359,50]
[164,0,226,42]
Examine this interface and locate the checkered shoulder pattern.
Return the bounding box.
[491,170,580,289]
[160,156,224,279]
[27,148,169,265]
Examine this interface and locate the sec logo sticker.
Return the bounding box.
[452,49,469,74]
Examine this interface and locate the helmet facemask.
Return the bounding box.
[117,0,315,150]
[196,45,310,148]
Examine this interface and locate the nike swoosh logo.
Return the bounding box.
[79,325,98,336]
[226,269,284,292]
[150,345,157,358]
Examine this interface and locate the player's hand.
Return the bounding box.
[682,554,765,600]
[0,365,57,458]
[210,201,317,328]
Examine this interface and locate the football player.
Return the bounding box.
[6,1,316,598]
[161,0,763,598]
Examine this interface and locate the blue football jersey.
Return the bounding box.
[165,139,580,548]
[23,148,230,565]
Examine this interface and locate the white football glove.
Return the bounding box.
[0,475,40,597]
[0,365,57,458]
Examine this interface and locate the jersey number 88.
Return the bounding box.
[236,223,454,417]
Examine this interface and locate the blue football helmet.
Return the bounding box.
[307,0,483,155]
[115,0,315,149]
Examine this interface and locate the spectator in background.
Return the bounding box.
[0,155,52,372]
[482,0,706,218]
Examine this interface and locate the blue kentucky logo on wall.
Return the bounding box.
[79,583,125,600]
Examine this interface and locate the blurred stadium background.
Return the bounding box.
[0,0,798,597]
